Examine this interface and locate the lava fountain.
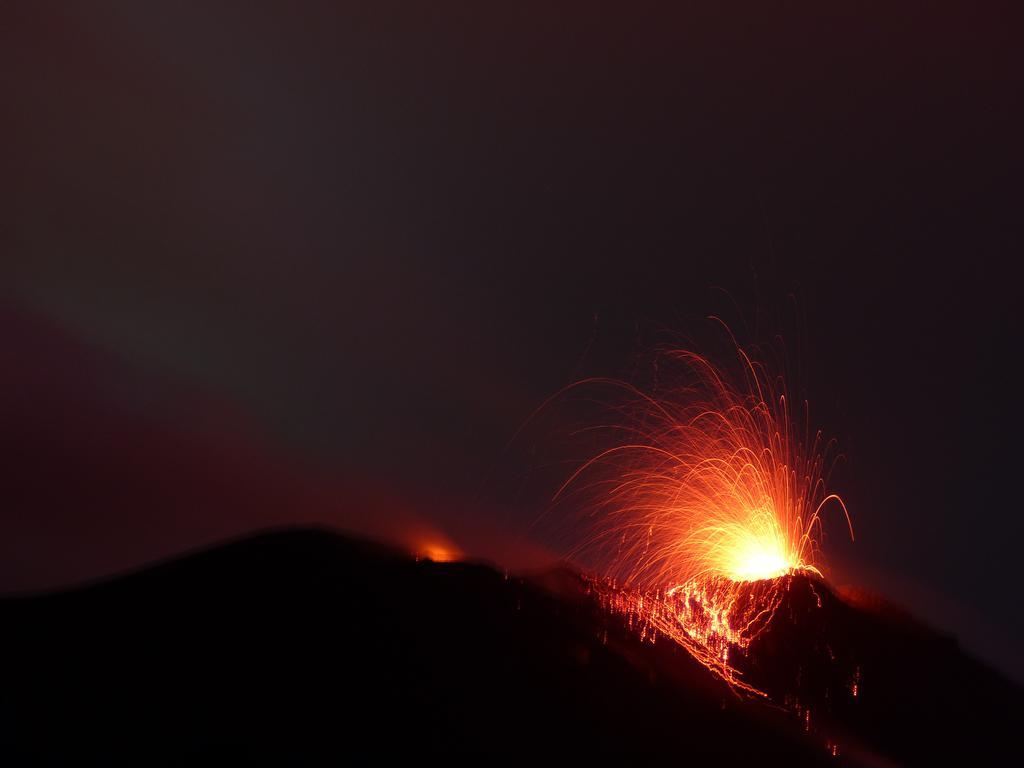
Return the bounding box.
[549,325,853,694]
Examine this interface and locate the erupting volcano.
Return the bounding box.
[550,325,854,694]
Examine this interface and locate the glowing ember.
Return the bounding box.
[553,325,853,693]
[412,532,462,563]
[416,542,460,563]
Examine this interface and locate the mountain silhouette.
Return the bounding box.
[1,528,1019,761]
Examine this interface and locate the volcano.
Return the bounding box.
[1,528,1019,761]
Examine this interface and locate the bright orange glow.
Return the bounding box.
[416,540,460,563]
[552,325,853,692]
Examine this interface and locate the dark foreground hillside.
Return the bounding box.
[0,529,1019,762]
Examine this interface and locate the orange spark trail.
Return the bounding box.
[551,327,852,693]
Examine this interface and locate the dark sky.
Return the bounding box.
[2,3,1022,679]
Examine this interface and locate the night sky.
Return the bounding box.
[3,3,1022,680]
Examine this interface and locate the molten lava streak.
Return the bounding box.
[552,330,853,694]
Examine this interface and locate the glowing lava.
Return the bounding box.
[415,539,461,563]
[551,325,853,693]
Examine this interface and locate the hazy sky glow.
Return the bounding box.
[2,2,1021,681]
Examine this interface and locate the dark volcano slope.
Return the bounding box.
[738,574,1023,763]
[0,529,823,761]
[0,529,1018,762]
